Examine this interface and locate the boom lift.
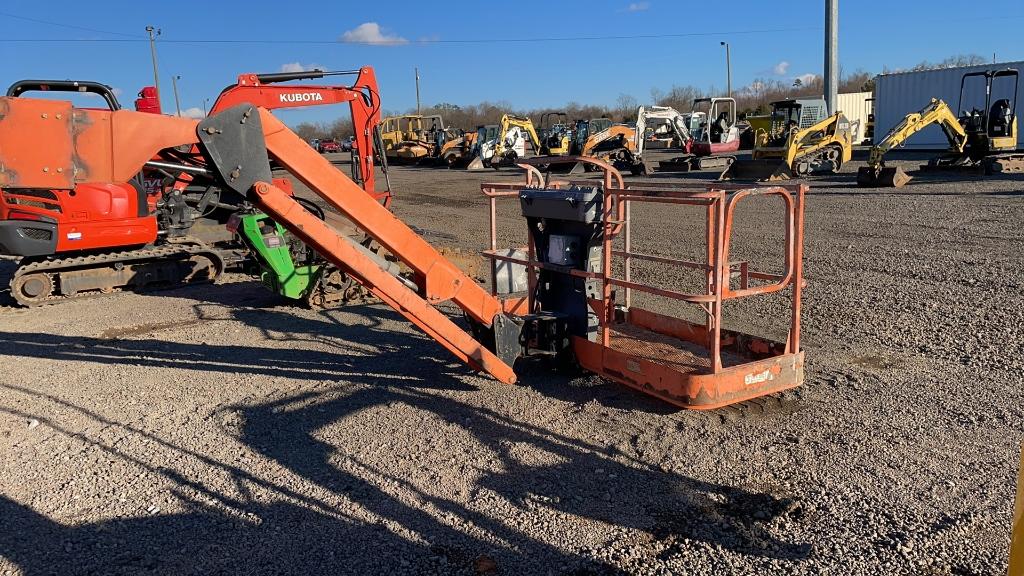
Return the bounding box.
[857,69,1022,187]
[0,68,388,306]
[722,98,852,181]
[0,93,807,410]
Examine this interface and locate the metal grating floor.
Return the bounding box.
[608,323,746,374]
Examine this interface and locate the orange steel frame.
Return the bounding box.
[481,157,806,409]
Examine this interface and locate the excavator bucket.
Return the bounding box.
[719,159,794,181]
[466,156,486,171]
[856,165,912,188]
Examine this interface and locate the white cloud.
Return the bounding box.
[772,61,790,76]
[340,22,407,45]
[181,107,205,119]
[625,2,650,11]
[280,62,320,73]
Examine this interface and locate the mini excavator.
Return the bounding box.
[0,86,807,410]
[0,68,389,306]
[857,68,1022,188]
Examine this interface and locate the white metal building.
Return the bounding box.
[837,91,871,142]
[874,61,1024,149]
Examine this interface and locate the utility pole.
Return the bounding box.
[203,97,209,116]
[415,67,421,115]
[824,0,838,115]
[720,41,732,97]
[171,75,182,116]
[145,26,162,109]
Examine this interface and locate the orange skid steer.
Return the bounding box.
[0,95,807,409]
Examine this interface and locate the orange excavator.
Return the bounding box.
[0,68,388,306]
[0,87,808,411]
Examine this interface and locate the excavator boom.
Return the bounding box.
[856,98,967,188]
[209,67,387,203]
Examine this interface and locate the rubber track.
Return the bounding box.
[10,242,225,307]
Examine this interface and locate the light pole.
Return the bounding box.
[203,98,209,116]
[145,26,162,108]
[720,41,732,98]
[415,67,421,115]
[171,75,182,116]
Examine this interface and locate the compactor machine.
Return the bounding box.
[0,86,808,411]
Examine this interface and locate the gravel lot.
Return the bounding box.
[1,149,1022,575]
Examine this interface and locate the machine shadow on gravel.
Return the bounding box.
[231,371,812,569]
[0,302,811,573]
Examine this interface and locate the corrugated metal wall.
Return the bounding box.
[875,61,1024,149]
[837,91,871,142]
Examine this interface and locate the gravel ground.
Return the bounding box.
[0,149,1022,575]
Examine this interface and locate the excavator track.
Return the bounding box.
[986,153,1024,174]
[9,242,226,307]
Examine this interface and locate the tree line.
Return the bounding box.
[294,54,986,142]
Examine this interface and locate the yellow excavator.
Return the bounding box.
[538,112,572,155]
[721,98,853,181]
[857,68,1022,187]
[467,114,541,169]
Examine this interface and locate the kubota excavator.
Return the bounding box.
[0,67,389,306]
[0,87,808,411]
[857,68,1022,188]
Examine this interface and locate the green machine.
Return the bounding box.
[229,210,357,308]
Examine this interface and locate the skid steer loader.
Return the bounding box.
[721,98,852,181]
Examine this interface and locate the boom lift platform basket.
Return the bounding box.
[481,157,806,409]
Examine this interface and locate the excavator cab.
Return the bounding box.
[538,112,571,155]
[957,69,1019,153]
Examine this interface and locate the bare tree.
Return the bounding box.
[615,93,638,121]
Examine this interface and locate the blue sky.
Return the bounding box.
[1,0,1022,127]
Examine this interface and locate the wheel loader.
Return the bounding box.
[857,68,1022,188]
[721,98,852,181]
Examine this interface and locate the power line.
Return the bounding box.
[0,26,825,45]
[0,10,143,38]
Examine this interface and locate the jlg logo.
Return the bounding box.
[279,92,324,103]
[744,369,774,386]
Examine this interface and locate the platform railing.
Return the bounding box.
[481,157,805,375]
